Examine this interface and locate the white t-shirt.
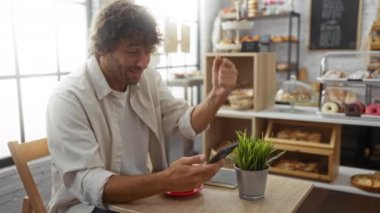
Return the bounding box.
[109,89,150,175]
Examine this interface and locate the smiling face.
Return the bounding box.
[99,39,152,91]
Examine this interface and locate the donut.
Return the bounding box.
[365,103,380,116]
[344,101,366,116]
[321,102,340,113]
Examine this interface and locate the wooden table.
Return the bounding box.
[109,175,313,213]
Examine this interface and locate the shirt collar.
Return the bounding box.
[86,55,141,100]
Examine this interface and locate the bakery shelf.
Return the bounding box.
[204,53,277,157]
[204,116,252,158]
[265,120,339,150]
[270,151,330,180]
[218,11,301,80]
[265,119,341,182]
[318,77,380,86]
[221,20,254,30]
[319,51,380,121]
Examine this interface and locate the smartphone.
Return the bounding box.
[207,143,238,164]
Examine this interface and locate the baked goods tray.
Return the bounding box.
[351,172,380,193]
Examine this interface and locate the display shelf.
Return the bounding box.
[317,77,380,86]
[216,105,380,127]
[218,11,301,80]
[220,12,300,21]
[265,119,341,182]
[204,53,276,157]
[221,20,254,30]
[318,52,380,121]
[205,53,277,111]
[270,151,332,182]
[254,105,380,127]
[251,11,301,80]
[265,120,338,149]
[204,116,253,159]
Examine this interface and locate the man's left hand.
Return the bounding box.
[211,56,238,98]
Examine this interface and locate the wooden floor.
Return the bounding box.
[297,187,380,213]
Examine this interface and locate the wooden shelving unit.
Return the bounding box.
[264,119,341,182]
[203,52,277,157]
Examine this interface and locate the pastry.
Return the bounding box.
[303,162,318,173]
[294,131,308,141]
[275,160,295,170]
[308,132,321,143]
[271,36,283,43]
[365,103,380,116]
[351,172,380,192]
[344,91,358,104]
[280,92,296,102]
[277,63,289,71]
[321,102,340,113]
[322,69,347,79]
[367,63,380,71]
[277,130,293,139]
[325,88,347,107]
[344,101,366,116]
[228,89,254,110]
[348,70,369,80]
[294,162,307,171]
[368,69,380,79]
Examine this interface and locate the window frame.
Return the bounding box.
[0,0,92,168]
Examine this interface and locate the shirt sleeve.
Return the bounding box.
[150,70,203,139]
[46,93,114,208]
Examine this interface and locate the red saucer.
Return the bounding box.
[165,184,204,197]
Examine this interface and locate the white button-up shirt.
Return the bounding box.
[46,55,196,212]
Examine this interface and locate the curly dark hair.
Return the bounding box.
[89,0,162,56]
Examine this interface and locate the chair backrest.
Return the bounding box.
[8,138,49,213]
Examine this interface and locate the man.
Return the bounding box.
[46,1,238,212]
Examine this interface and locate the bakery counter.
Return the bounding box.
[288,166,380,198]
[216,105,380,127]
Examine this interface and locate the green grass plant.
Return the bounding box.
[233,130,284,171]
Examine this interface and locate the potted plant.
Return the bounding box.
[232,131,285,201]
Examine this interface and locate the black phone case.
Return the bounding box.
[207,143,238,164]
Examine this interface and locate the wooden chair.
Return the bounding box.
[8,138,49,213]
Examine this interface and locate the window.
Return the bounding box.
[135,0,200,81]
[0,0,200,167]
[0,0,88,165]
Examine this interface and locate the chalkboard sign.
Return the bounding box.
[241,41,260,52]
[309,0,362,50]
